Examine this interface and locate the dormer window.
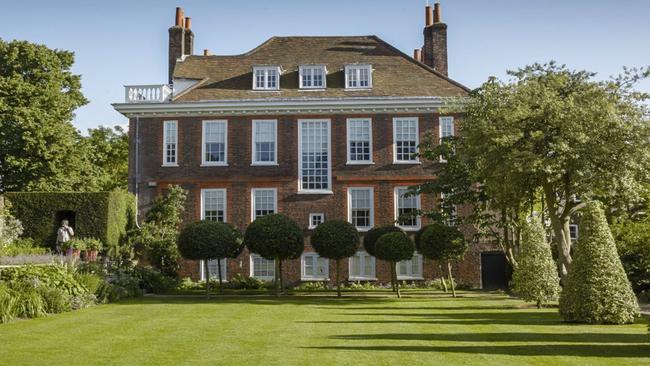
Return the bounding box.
[253,66,281,90]
[299,65,327,89]
[345,64,372,89]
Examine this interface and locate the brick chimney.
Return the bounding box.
[169,7,187,83]
[422,2,448,76]
[184,17,194,57]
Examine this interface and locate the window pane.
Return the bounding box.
[252,255,275,278]
[350,255,361,277]
[440,117,454,139]
[253,189,276,219]
[164,122,177,164]
[267,69,277,88]
[395,119,418,161]
[300,120,330,191]
[254,121,276,163]
[397,188,419,227]
[348,119,371,161]
[204,122,226,162]
[206,259,227,279]
[203,190,225,222]
[363,254,374,277]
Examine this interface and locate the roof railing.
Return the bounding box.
[124,84,172,103]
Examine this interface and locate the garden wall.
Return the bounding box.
[4,191,135,249]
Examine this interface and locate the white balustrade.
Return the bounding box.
[124,84,172,103]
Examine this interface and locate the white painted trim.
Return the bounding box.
[251,119,278,165]
[346,118,373,164]
[392,117,420,164]
[394,186,421,231]
[308,213,325,229]
[162,120,178,166]
[344,64,373,89]
[348,251,376,280]
[299,65,327,89]
[347,187,375,231]
[298,119,332,194]
[200,188,227,222]
[252,66,281,91]
[251,188,278,222]
[201,120,228,166]
[396,252,424,280]
[113,96,455,118]
[250,254,275,281]
[439,116,455,139]
[301,253,329,281]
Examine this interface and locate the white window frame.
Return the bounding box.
[309,213,325,230]
[301,253,329,281]
[200,259,228,281]
[344,64,373,89]
[162,120,178,167]
[347,187,374,232]
[200,189,227,222]
[252,66,281,91]
[349,251,376,280]
[251,119,278,166]
[394,187,421,231]
[201,120,228,166]
[393,117,420,164]
[346,118,373,165]
[251,188,278,222]
[250,254,275,281]
[298,119,332,194]
[439,116,455,139]
[299,65,327,89]
[440,192,458,227]
[570,224,579,241]
[396,252,424,280]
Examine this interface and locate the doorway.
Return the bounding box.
[481,251,511,290]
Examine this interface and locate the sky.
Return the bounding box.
[1,0,649,132]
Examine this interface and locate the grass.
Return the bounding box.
[0,291,648,365]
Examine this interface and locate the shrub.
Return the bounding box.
[559,201,639,324]
[0,265,87,297]
[178,221,244,296]
[0,238,49,257]
[418,223,468,297]
[362,225,402,257]
[512,218,561,308]
[74,273,103,295]
[291,281,331,291]
[0,201,23,248]
[71,293,97,310]
[62,238,86,251]
[374,231,415,298]
[38,286,72,314]
[311,220,359,297]
[225,274,271,290]
[133,266,178,294]
[611,216,650,294]
[11,282,47,319]
[0,281,17,323]
[244,214,303,295]
[83,238,103,251]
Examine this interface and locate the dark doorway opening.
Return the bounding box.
[481,251,511,290]
[54,210,76,231]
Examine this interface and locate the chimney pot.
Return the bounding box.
[425,5,433,26]
[413,49,422,62]
[203,49,211,56]
[433,2,441,23]
[185,17,191,30]
[175,7,183,27]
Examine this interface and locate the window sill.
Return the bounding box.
[397,276,424,281]
[297,190,334,195]
[251,162,279,166]
[252,89,280,92]
[348,277,378,281]
[301,277,330,282]
[392,161,421,165]
[397,225,421,232]
[161,164,179,168]
[251,276,275,281]
[299,87,327,91]
[356,227,372,232]
[344,88,373,91]
[201,163,228,167]
[346,161,375,166]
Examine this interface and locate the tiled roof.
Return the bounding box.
[172,36,468,101]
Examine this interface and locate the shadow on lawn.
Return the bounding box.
[303,344,650,358]
[331,332,650,344]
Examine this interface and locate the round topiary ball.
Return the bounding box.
[177,220,244,260]
[311,219,359,260]
[417,222,467,262]
[374,231,415,263]
[363,225,403,256]
[414,224,431,249]
[244,214,304,260]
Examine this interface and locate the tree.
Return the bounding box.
[311,220,359,297]
[0,199,22,248]
[244,214,303,295]
[417,62,650,280]
[0,39,90,192]
[559,201,639,324]
[83,126,129,191]
[130,185,187,277]
[512,218,560,308]
[373,231,414,298]
[415,225,447,292]
[418,223,468,297]
[362,225,402,257]
[177,221,244,297]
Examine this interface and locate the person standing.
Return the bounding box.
[56,220,74,255]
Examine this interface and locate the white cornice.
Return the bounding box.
[112,96,462,118]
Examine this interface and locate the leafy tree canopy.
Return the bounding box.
[362,225,402,257]
[311,219,359,260]
[417,223,468,262]
[244,214,303,261]
[177,220,244,261]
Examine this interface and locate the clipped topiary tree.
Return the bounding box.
[311,220,359,297]
[512,218,560,308]
[418,223,468,297]
[244,214,303,295]
[559,201,639,324]
[363,225,402,257]
[177,220,244,297]
[415,225,447,293]
[374,231,415,298]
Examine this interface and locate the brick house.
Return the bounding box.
[113,4,505,289]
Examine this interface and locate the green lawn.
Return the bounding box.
[0,291,648,365]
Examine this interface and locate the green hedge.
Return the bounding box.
[4,191,135,250]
